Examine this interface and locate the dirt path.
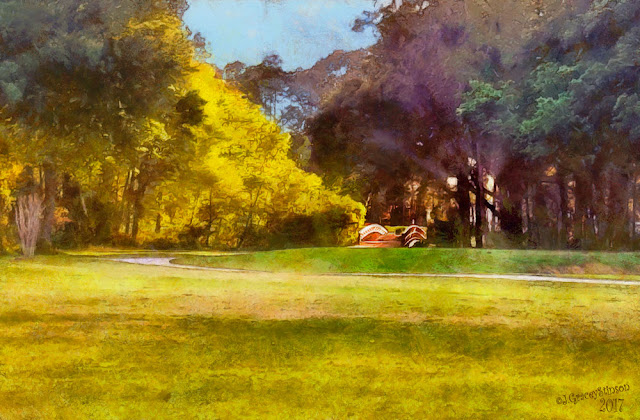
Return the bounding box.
[111,257,640,286]
[112,257,265,273]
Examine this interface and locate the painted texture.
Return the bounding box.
[1,253,639,418]
[1,0,640,418]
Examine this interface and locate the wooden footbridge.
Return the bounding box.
[358,224,426,248]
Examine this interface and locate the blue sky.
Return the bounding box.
[183,0,381,71]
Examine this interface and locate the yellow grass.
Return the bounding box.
[0,253,639,419]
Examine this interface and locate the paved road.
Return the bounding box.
[111,257,640,286]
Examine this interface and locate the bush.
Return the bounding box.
[430,219,456,247]
[266,208,361,249]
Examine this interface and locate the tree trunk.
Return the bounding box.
[124,202,131,235]
[521,196,528,236]
[455,173,472,247]
[633,171,638,249]
[189,192,201,226]
[237,186,262,249]
[492,184,501,233]
[131,187,146,243]
[0,194,5,254]
[119,170,133,234]
[474,141,484,248]
[557,172,568,249]
[155,213,162,233]
[40,162,58,250]
[205,189,214,246]
[573,171,590,248]
[15,192,43,258]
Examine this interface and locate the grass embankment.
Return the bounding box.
[174,247,640,275]
[1,254,639,418]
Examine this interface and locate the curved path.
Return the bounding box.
[112,257,265,273]
[111,257,640,286]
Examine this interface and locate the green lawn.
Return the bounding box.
[0,252,639,418]
[174,247,640,276]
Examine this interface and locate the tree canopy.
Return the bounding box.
[459,0,640,248]
[0,0,364,253]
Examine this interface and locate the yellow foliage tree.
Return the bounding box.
[144,63,365,248]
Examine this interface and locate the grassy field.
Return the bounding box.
[174,247,640,276]
[1,252,639,418]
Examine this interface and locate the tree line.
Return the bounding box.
[0,0,364,255]
[2,0,638,254]
[459,0,640,249]
[228,0,638,250]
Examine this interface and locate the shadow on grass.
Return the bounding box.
[2,312,640,417]
[1,311,637,361]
